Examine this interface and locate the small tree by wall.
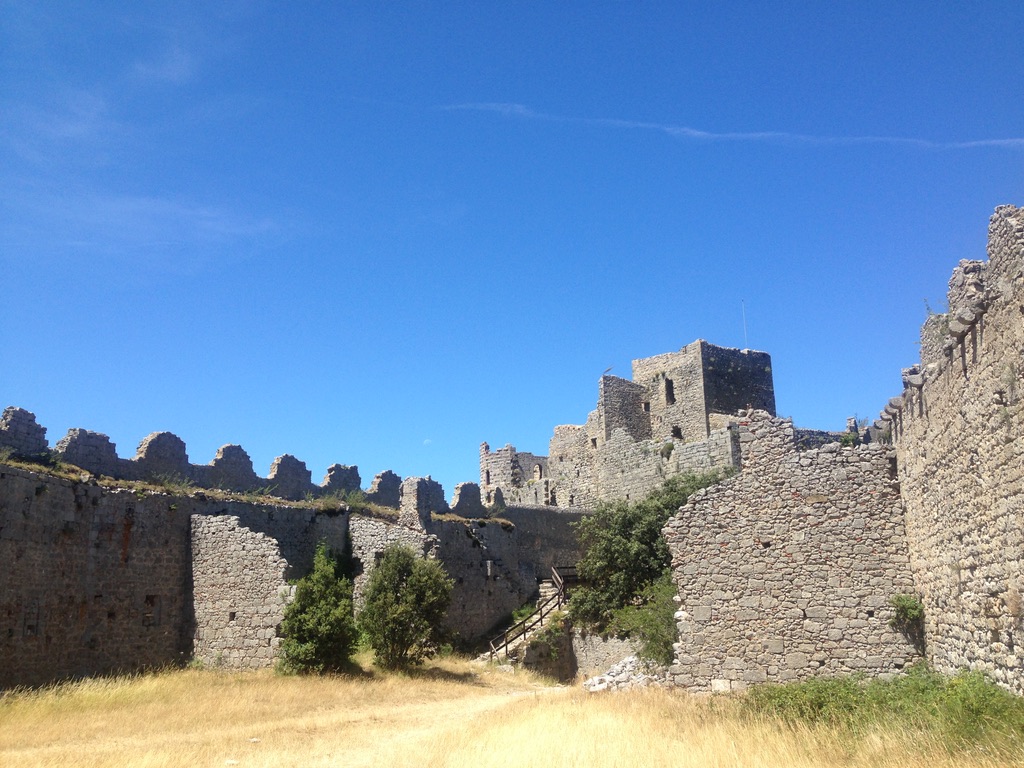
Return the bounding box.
[278,541,357,674]
[358,545,454,670]
[568,471,725,663]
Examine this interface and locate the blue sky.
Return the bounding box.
[2,2,1022,498]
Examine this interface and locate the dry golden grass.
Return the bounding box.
[411,686,1017,768]
[0,659,1017,768]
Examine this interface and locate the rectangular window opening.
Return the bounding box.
[142,594,160,627]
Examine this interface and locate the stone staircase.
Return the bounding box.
[486,566,578,662]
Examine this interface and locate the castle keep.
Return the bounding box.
[480,340,776,508]
[1,205,1021,695]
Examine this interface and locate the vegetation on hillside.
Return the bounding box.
[568,471,726,663]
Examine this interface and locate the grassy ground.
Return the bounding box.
[1,657,1021,768]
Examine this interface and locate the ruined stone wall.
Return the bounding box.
[431,519,533,641]
[493,421,741,511]
[189,499,356,669]
[571,630,637,676]
[891,205,1024,694]
[0,465,194,687]
[365,470,401,507]
[191,515,290,669]
[54,430,323,500]
[598,376,652,443]
[348,513,431,605]
[594,424,739,504]
[701,343,776,417]
[496,506,585,575]
[0,412,385,504]
[483,340,773,509]
[0,461,367,681]
[433,504,584,641]
[0,408,49,457]
[631,343,708,443]
[547,419,601,508]
[479,443,549,506]
[0,459,579,685]
[663,410,918,692]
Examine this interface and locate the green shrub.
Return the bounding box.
[938,669,1024,749]
[608,572,678,665]
[511,601,537,625]
[889,593,925,653]
[278,541,358,674]
[358,545,454,670]
[569,472,724,630]
[743,664,1024,756]
[889,594,923,624]
[746,675,869,729]
[529,610,569,660]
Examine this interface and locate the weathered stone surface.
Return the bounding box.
[47,418,393,503]
[267,454,313,501]
[322,464,361,495]
[54,429,120,476]
[399,476,448,529]
[451,482,486,517]
[663,409,919,691]
[0,461,582,685]
[573,630,636,677]
[134,432,190,480]
[365,470,401,507]
[893,205,1024,695]
[202,444,259,492]
[481,340,774,509]
[0,407,48,457]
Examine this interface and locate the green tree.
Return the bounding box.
[278,541,358,674]
[358,545,453,670]
[568,472,724,661]
[608,571,679,665]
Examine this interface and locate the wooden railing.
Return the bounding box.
[551,564,577,596]
[488,565,579,660]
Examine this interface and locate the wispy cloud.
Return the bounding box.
[132,44,197,84]
[445,102,1024,150]
[0,179,276,274]
[81,194,274,247]
[0,90,124,168]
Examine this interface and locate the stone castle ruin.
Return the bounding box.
[664,204,1024,695]
[1,205,1021,695]
[481,340,778,509]
[0,412,582,687]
